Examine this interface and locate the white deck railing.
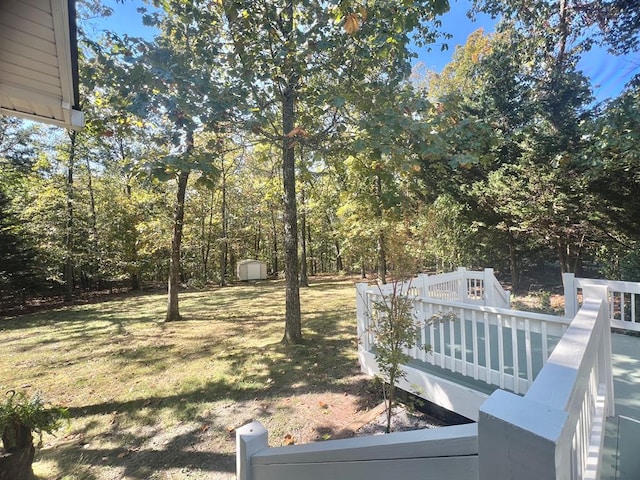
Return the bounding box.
[564,272,640,332]
[236,277,614,480]
[375,268,510,309]
[479,285,614,480]
[237,423,478,480]
[358,283,569,398]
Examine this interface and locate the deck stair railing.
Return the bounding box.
[564,272,640,332]
[358,274,569,401]
[375,267,510,308]
[479,285,614,480]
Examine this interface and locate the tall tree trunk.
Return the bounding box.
[307,222,314,276]
[85,153,98,290]
[281,1,302,344]
[202,190,215,283]
[271,210,279,275]
[219,156,228,287]
[300,186,309,287]
[334,240,343,272]
[324,213,343,273]
[377,232,387,284]
[166,130,193,322]
[254,223,261,259]
[558,239,568,275]
[119,138,140,291]
[507,229,519,290]
[85,157,98,244]
[375,174,386,284]
[64,131,76,303]
[126,181,140,291]
[571,233,585,275]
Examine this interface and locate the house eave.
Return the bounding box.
[0,0,84,130]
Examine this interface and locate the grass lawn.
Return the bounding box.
[1,277,377,480]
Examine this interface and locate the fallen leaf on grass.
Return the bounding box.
[117,446,140,458]
[318,401,329,409]
[283,434,295,445]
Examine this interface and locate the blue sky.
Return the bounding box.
[412,1,640,102]
[98,0,639,103]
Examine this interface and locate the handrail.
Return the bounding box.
[237,422,479,480]
[564,272,640,332]
[479,285,613,480]
[358,285,570,396]
[371,268,511,309]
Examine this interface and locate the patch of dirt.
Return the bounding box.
[36,376,382,480]
[351,402,446,436]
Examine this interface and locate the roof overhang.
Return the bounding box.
[0,0,84,130]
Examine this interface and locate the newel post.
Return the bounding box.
[484,268,495,306]
[563,272,578,319]
[418,273,430,298]
[478,390,569,480]
[457,267,467,302]
[236,422,268,480]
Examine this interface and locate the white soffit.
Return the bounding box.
[0,0,84,130]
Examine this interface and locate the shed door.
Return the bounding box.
[247,262,261,280]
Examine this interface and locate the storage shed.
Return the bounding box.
[237,259,267,281]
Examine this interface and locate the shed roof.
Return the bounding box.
[0,0,84,130]
[237,259,266,265]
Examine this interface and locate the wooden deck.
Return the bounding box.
[406,330,640,479]
[237,272,640,480]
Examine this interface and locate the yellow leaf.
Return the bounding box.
[284,434,295,445]
[286,127,308,138]
[344,14,360,35]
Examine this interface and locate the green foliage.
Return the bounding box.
[368,280,424,433]
[587,82,640,244]
[0,391,68,451]
[364,231,434,432]
[0,188,39,295]
[620,250,640,282]
[2,0,640,306]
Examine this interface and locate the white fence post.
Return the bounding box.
[418,273,429,298]
[563,272,578,319]
[356,283,369,351]
[457,267,467,302]
[484,268,495,306]
[236,421,268,480]
[478,390,569,480]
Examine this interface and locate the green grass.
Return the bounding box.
[0,277,373,480]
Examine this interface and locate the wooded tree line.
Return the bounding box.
[1,0,638,342]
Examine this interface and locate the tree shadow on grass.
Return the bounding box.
[36,425,236,479]
[7,278,381,477]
